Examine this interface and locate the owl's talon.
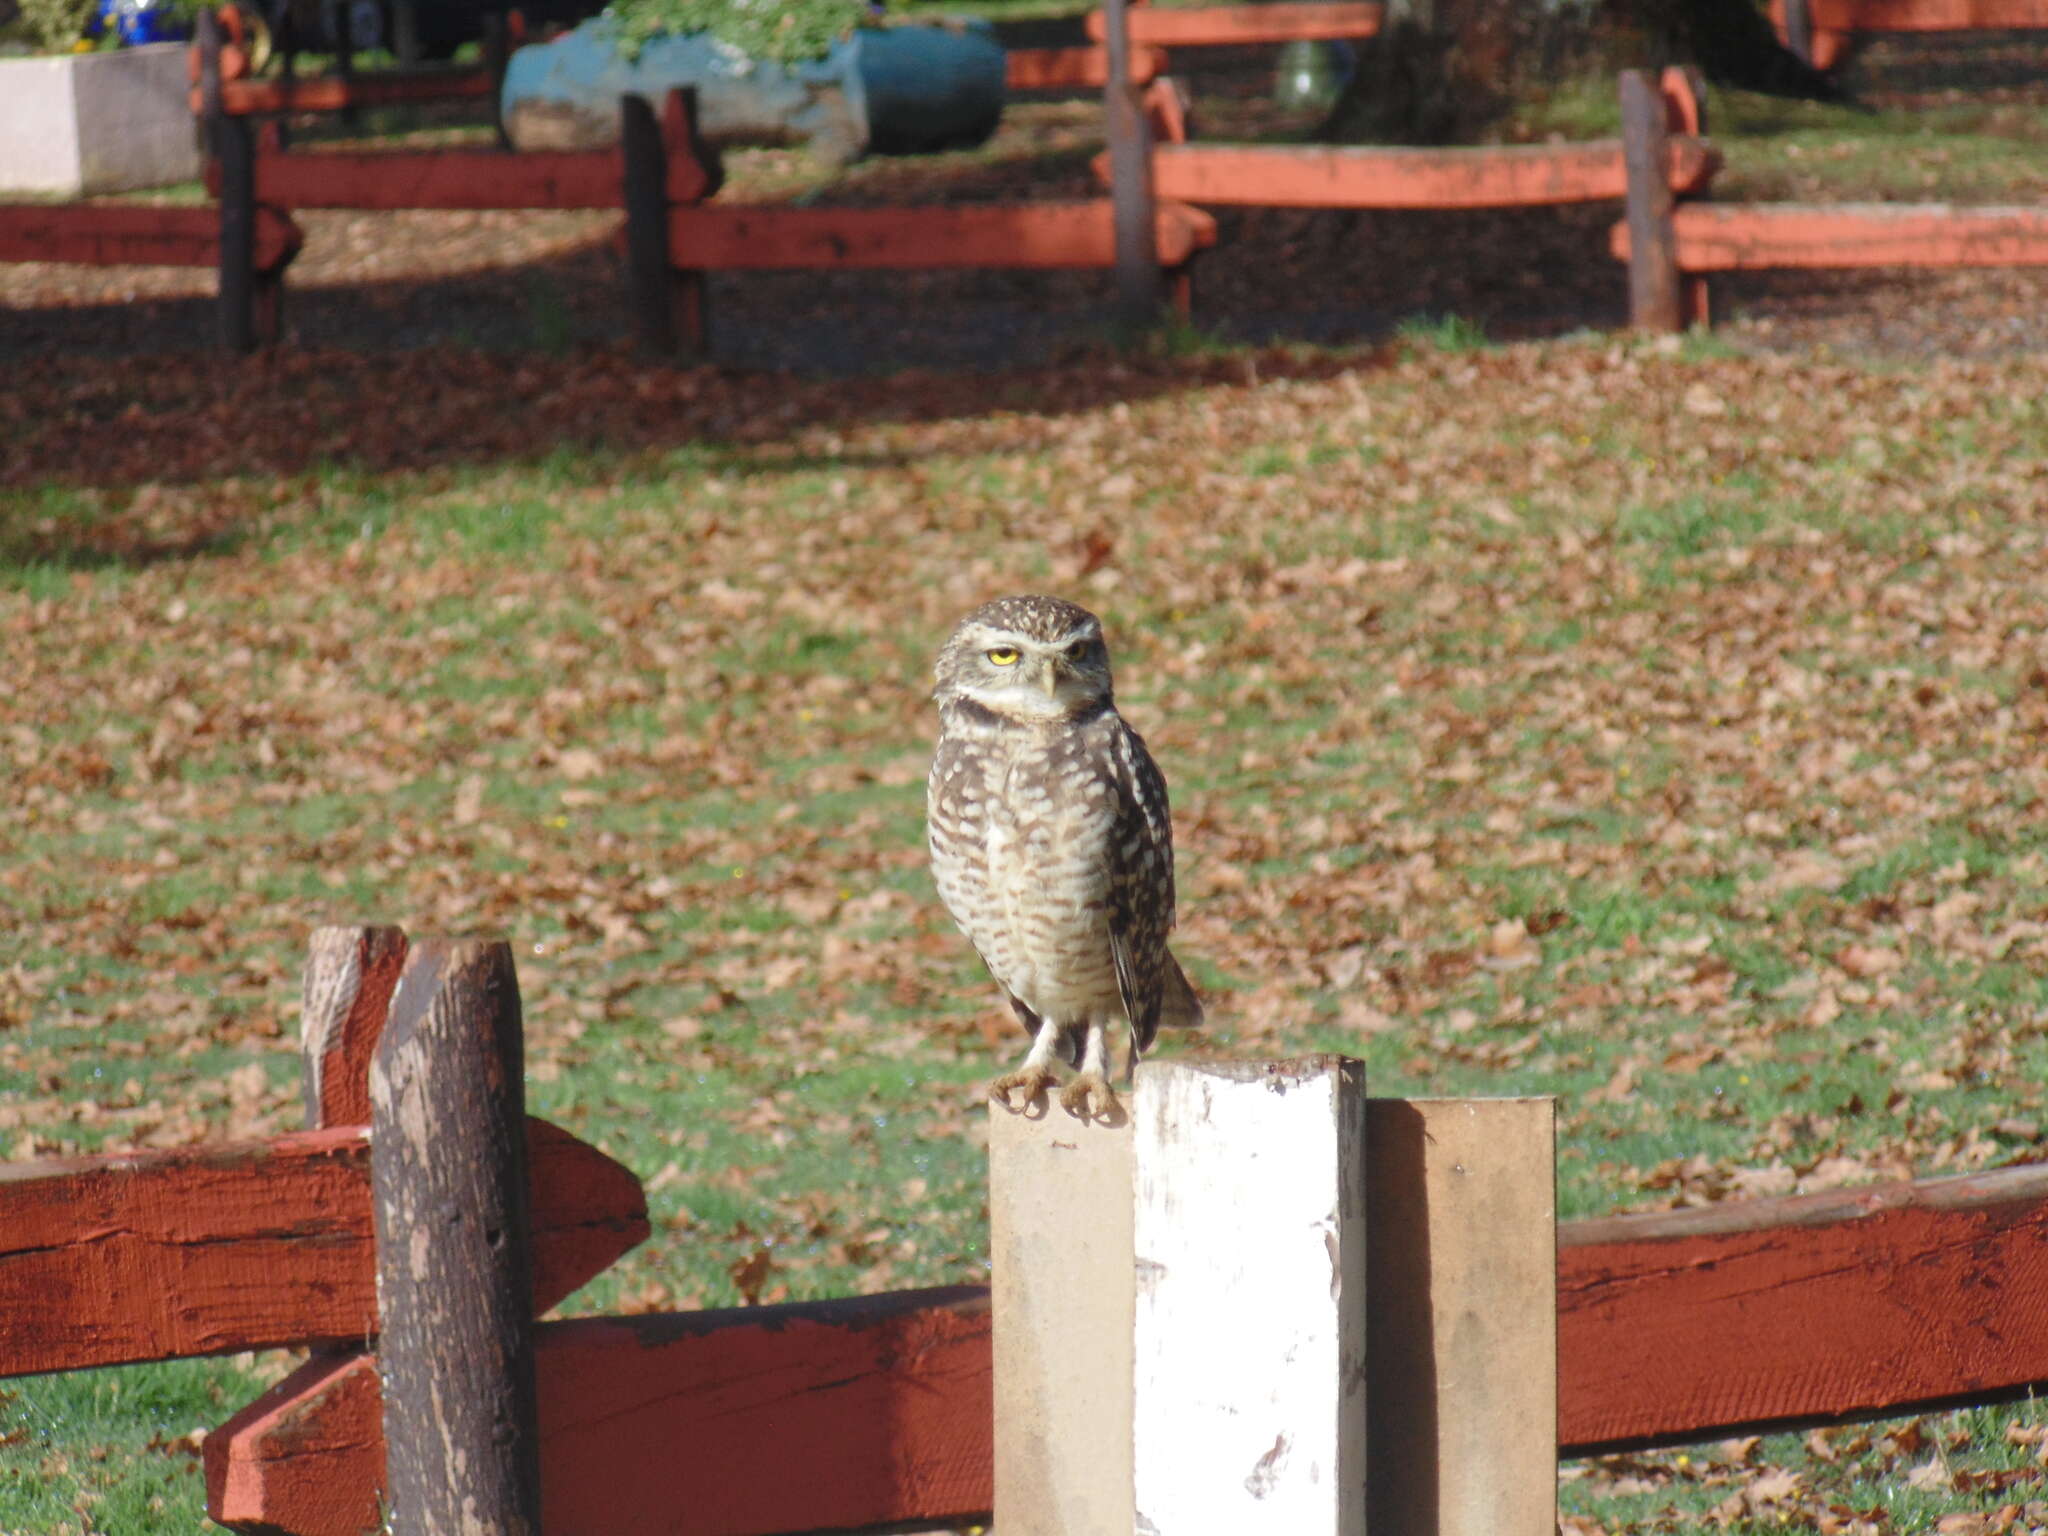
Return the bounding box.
[989,1066,1058,1110]
[1059,1073,1120,1122]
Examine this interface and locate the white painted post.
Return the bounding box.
[989,1102,1136,1536]
[1131,1058,1369,1535]
[1367,1097,1557,1536]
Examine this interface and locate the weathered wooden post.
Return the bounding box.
[1132,1059,1368,1534]
[200,9,258,353]
[483,11,514,150]
[1102,0,1161,326]
[1620,68,1683,333]
[1782,0,1815,67]
[989,1097,1135,1535]
[621,92,679,360]
[371,937,542,1535]
[301,923,408,1128]
[1367,1097,1557,1536]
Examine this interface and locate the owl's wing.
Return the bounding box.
[1105,718,1183,1053]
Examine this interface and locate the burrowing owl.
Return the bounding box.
[927,594,1201,1120]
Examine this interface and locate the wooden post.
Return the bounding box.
[1620,68,1683,332]
[483,11,513,150]
[199,9,254,353]
[1132,1059,1367,1535]
[1102,0,1161,326]
[621,92,679,359]
[1367,1097,1557,1536]
[371,938,542,1536]
[988,1097,1134,1536]
[1783,0,1815,66]
[301,925,408,1128]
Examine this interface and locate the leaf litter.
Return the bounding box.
[4,331,2048,1525]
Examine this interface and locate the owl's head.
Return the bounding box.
[934,594,1115,723]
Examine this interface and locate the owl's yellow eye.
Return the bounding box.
[987,647,1020,666]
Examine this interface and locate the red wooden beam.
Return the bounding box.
[662,198,1217,270]
[199,1163,2048,1534]
[213,148,626,211]
[1004,43,1166,89]
[206,1288,994,1536]
[1087,1,1382,45]
[0,203,300,271]
[1800,0,2048,29]
[0,1118,647,1378]
[1612,201,2048,271]
[190,66,493,116]
[1137,135,1719,209]
[1559,1164,2048,1451]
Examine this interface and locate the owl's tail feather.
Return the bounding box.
[1159,951,1203,1033]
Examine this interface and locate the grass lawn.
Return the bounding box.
[5,327,2048,1531]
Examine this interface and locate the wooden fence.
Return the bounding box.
[5,922,2048,1532]
[1610,66,2048,329]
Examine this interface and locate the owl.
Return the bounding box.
[927,594,1201,1120]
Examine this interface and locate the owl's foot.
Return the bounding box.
[1059,1072,1121,1122]
[988,1065,1059,1111]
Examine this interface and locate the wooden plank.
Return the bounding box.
[1088,2,1383,45]
[1805,0,2048,31]
[1367,1098,1556,1536]
[665,199,1216,270]
[988,1092,1134,1536]
[234,147,624,210]
[1131,1060,1367,1535]
[371,937,540,1534]
[1621,202,2048,271]
[0,204,299,271]
[207,1288,994,1536]
[1142,135,1719,208]
[1621,69,1684,331]
[0,1117,647,1379]
[192,66,493,116]
[300,924,407,1128]
[1004,44,1166,89]
[1559,1163,2048,1451]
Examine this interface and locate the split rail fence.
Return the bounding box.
[1610,65,2048,329]
[3,2,2046,348]
[5,923,2048,1532]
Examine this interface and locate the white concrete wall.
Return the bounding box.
[0,54,82,194]
[0,42,201,194]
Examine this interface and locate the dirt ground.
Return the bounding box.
[3,36,2046,369]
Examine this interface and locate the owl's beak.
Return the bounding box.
[1039,661,1062,698]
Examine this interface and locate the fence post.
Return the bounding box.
[1620,68,1683,333]
[301,924,408,1128]
[200,9,256,353]
[622,92,680,359]
[483,10,514,150]
[1102,0,1161,326]
[1366,1097,1557,1536]
[1782,0,1815,67]
[371,937,542,1536]
[988,1098,1135,1535]
[1132,1059,1368,1534]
